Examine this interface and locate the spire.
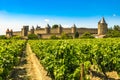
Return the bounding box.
[46,24,50,28]
[72,24,76,27]
[100,17,106,23]
[6,28,9,32]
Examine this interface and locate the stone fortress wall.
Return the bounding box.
[6,17,108,38]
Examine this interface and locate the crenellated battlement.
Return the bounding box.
[6,17,108,38]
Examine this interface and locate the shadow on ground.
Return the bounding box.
[8,51,30,80]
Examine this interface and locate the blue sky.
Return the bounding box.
[0,0,120,34]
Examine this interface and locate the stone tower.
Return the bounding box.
[6,29,13,38]
[45,24,50,34]
[21,26,29,36]
[31,26,34,34]
[71,24,76,33]
[98,17,108,35]
[58,24,62,33]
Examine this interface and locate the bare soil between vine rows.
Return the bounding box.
[9,43,120,80]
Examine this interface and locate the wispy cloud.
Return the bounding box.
[113,14,116,17]
[44,19,50,23]
[0,11,120,35]
[0,10,8,14]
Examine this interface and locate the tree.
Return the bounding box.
[61,32,73,39]
[105,30,120,38]
[113,25,120,31]
[74,32,79,38]
[52,24,58,29]
[28,34,38,39]
[80,32,94,39]
[105,25,120,38]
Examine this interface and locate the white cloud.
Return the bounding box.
[113,14,116,17]
[0,12,120,35]
[44,19,50,23]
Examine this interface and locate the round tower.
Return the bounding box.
[58,24,62,33]
[6,29,13,38]
[98,17,108,35]
[31,26,34,34]
[71,24,76,33]
[45,24,50,34]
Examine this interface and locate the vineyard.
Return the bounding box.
[0,40,26,80]
[29,38,120,80]
[0,39,120,80]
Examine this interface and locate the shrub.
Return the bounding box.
[80,32,94,39]
[74,32,79,38]
[61,32,73,39]
[28,34,38,40]
[50,35,59,39]
[0,35,7,39]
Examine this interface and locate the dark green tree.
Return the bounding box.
[61,32,73,39]
[52,24,58,29]
[74,32,79,38]
[80,32,94,39]
[105,25,120,38]
[113,25,120,31]
[28,34,38,39]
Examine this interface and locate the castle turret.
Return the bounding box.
[45,24,50,34]
[98,17,108,35]
[31,26,34,34]
[10,29,13,36]
[71,24,76,33]
[6,29,13,38]
[21,26,29,36]
[58,24,62,33]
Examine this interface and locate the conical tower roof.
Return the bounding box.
[6,28,9,32]
[46,24,50,28]
[72,24,76,27]
[100,17,106,23]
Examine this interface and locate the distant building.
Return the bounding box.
[6,17,108,38]
[98,17,108,35]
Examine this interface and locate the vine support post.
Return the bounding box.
[80,63,84,80]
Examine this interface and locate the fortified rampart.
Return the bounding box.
[6,17,108,38]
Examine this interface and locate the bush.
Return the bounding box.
[10,36,22,39]
[74,32,79,38]
[105,30,120,38]
[52,24,58,29]
[28,34,38,40]
[105,25,120,38]
[50,35,59,39]
[0,35,7,39]
[80,32,94,39]
[61,32,73,39]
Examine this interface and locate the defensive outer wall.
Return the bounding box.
[6,17,108,38]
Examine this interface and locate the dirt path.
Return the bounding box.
[26,43,51,80]
[9,43,120,80]
[9,43,51,80]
